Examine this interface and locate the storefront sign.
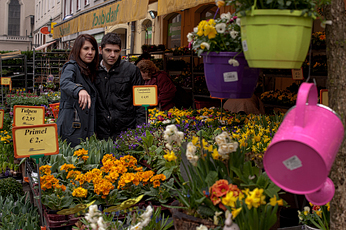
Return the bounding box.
[13,105,45,127]
[291,68,304,80]
[133,86,158,106]
[320,89,328,106]
[145,27,152,39]
[168,22,181,36]
[0,109,4,129]
[158,0,214,16]
[54,0,149,39]
[1,77,11,85]
[12,124,59,158]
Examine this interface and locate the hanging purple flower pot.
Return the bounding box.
[201,52,260,99]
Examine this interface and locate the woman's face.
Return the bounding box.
[79,40,96,64]
[140,71,151,80]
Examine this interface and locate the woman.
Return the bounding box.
[56,34,99,147]
[137,60,177,111]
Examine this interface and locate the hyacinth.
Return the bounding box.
[128,205,153,230]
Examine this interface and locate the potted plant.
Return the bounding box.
[170,128,285,229]
[188,12,260,99]
[222,0,330,69]
[298,202,330,230]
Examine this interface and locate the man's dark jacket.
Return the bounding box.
[95,57,146,140]
[56,60,97,147]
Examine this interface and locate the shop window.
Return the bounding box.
[167,14,181,49]
[142,20,152,45]
[8,0,21,36]
[200,5,219,21]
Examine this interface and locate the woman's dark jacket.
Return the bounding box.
[144,71,176,111]
[56,60,97,147]
[95,57,146,140]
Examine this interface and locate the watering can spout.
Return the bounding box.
[305,177,335,206]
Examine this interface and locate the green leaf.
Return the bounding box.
[205,171,218,187]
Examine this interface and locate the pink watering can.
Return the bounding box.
[264,83,344,205]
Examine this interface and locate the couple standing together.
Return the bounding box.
[56,33,146,147]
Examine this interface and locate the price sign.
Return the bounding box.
[291,68,304,80]
[13,105,45,126]
[320,89,328,106]
[0,109,4,129]
[12,123,59,158]
[1,77,11,85]
[133,85,158,106]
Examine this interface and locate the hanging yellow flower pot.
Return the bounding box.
[240,9,312,69]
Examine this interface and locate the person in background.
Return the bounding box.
[134,51,152,66]
[137,60,177,111]
[56,34,99,147]
[95,33,146,140]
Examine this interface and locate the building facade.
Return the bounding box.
[0,0,34,51]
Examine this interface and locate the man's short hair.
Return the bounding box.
[101,33,122,49]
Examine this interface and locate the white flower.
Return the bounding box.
[196,224,208,230]
[129,222,143,230]
[97,216,106,229]
[215,135,226,145]
[162,119,171,124]
[221,12,232,21]
[213,211,223,225]
[141,205,153,220]
[187,142,197,154]
[320,20,332,28]
[228,58,239,66]
[236,18,241,26]
[187,32,194,43]
[230,29,239,39]
[165,143,172,150]
[200,42,210,50]
[91,223,97,230]
[227,142,238,152]
[304,206,310,213]
[215,23,227,33]
[193,27,198,33]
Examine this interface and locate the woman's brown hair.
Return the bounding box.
[136,60,159,77]
[68,34,99,82]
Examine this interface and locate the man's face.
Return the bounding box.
[99,44,121,68]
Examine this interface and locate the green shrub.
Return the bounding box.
[0,177,24,201]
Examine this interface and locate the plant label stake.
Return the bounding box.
[12,123,59,228]
[133,85,158,123]
[13,105,45,127]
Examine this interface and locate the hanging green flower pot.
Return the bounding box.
[240,9,312,69]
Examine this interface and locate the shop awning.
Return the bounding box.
[157,0,214,16]
[34,40,57,51]
[53,0,149,39]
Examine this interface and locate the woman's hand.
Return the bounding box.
[78,89,91,110]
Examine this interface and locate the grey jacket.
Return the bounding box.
[56,60,97,147]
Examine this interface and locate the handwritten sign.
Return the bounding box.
[0,109,4,129]
[1,77,11,85]
[133,85,158,106]
[291,68,304,80]
[12,124,59,158]
[13,105,45,126]
[320,89,328,106]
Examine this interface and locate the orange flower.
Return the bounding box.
[39,165,52,175]
[210,193,221,205]
[211,179,229,197]
[153,180,161,188]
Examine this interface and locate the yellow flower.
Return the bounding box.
[72,187,88,198]
[222,191,238,208]
[163,150,177,162]
[231,207,242,219]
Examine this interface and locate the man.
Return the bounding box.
[95,33,146,140]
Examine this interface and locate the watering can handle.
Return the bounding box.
[295,83,318,128]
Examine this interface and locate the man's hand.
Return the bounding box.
[78,89,91,110]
